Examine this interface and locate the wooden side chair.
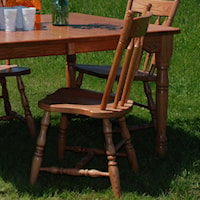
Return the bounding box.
[0,60,36,137]
[30,10,152,198]
[74,0,180,130]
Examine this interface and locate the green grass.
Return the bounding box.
[0,0,200,199]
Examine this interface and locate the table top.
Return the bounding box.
[0,12,180,44]
[0,12,180,60]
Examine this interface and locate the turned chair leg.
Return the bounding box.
[143,81,157,129]
[103,119,121,199]
[118,117,139,174]
[75,72,84,88]
[30,111,50,184]
[16,76,36,137]
[58,113,69,161]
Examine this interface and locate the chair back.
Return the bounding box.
[130,0,179,72]
[100,11,152,110]
[132,0,180,26]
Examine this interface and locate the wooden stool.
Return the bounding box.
[0,60,36,137]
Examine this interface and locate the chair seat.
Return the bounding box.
[0,66,30,77]
[39,88,133,118]
[75,64,157,82]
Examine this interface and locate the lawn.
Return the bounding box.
[0,0,199,199]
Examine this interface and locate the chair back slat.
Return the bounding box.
[120,38,143,105]
[100,11,152,110]
[100,12,132,110]
[113,39,135,108]
[118,14,152,106]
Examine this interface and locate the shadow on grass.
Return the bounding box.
[0,115,199,198]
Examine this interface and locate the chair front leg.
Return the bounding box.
[103,119,121,199]
[30,111,50,184]
[118,117,139,174]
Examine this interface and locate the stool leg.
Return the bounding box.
[0,77,12,116]
[103,119,121,199]
[16,76,36,137]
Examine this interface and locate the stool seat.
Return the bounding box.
[0,65,30,76]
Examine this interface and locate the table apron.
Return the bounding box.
[0,34,173,60]
[0,42,65,59]
[0,37,119,60]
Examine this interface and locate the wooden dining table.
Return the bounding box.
[0,12,180,157]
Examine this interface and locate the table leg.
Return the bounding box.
[155,35,174,157]
[156,65,168,157]
[66,54,76,87]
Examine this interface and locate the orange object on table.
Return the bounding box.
[32,0,41,25]
[5,0,33,6]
